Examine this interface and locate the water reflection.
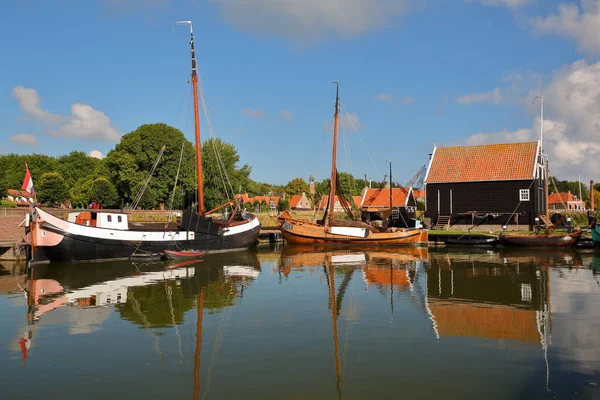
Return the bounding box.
[15,251,261,368]
[1,248,599,399]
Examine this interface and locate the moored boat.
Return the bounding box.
[26,20,260,263]
[164,250,205,260]
[442,235,499,246]
[279,83,428,247]
[499,231,581,247]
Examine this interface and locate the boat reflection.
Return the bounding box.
[17,251,261,368]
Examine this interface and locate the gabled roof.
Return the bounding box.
[361,188,410,209]
[7,189,33,198]
[425,142,539,183]
[412,189,425,200]
[235,193,250,203]
[316,195,345,210]
[289,195,302,208]
[548,192,583,205]
[352,196,363,207]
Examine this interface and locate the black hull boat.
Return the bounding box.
[26,21,262,263]
[442,235,499,246]
[499,231,581,248]
[29,207,260,263]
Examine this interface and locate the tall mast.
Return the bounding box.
[177,21,204,215]
[388,160,393,212]
[534,96,547,223]
[327,82,340,227]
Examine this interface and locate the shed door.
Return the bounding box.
[438,189,451,215]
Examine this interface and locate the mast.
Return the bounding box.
[327,82,340,227]
[388,160,393,212]
[193,289,204,399]
[177,21,204,215]
[534,96,547,223]
[327,263,342,399]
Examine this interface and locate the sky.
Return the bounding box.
[1,0,599,185]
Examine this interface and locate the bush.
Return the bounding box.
[278,198,290,212]
[0,200,17,208]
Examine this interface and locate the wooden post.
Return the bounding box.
[591,180,595,210]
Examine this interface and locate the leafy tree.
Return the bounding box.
[285,178,309,196]
[0,154,58,190]
[105,123,196,208]
[0,174,7,198]
[56,151,101,188]
[87,178,119,208]
[202,137,252,211]
[278,198,290,212]
[315,179,330,197]
[70,178,94,208]
[337,172,357,196]
[37,172,68,206]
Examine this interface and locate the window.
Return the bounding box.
[107,215,112,222]
[117,216,122,223]
[392,208,399,220]
[519,189,530,201]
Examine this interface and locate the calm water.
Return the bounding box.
[1,246,600,399]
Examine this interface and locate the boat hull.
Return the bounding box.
[499,232,581,247]
[280,221,428,246]
[29,208,260,263]
[443,237,499,246]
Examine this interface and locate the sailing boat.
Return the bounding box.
[26,21,260,263]
[499,96,581,247]
[279,83,428,246]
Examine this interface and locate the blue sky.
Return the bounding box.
[1,0,599,185]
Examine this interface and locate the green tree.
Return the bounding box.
[0,174,7,198]
[0,154,58,190]
[87,177,119,208]
[202,137,252,211]
[56,151,101,188]
[337,172,358,196]
[285,178,309,196]
[315,179,330,197]
[37,172,69,206]
[278,198,290,212]
[105,123,196,207]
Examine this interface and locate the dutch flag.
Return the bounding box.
[22,163,35,198]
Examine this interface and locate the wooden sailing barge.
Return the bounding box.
[279,83,427,246]
[26,21,260,263]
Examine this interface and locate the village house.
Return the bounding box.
[548,192,585,211]
[315,195,345,212]
[4,189,34,206]
[289,193,313,210]
[359,187,418,228]
[424,141,546,230]
[236,194,280,211]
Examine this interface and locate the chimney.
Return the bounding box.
[591,180,595,210]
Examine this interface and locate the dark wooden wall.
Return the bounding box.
[425,179,545,228]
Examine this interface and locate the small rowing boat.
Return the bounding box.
[164,250,205,260]
[443,236,499,246]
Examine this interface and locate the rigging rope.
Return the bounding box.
[128,145,166,211]
[341,101,380,177]
[165,142,185,230]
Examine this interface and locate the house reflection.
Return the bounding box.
[426,252,550,343]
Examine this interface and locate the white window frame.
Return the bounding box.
[519,189,530,202]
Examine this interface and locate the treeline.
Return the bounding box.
[0,123,253,210]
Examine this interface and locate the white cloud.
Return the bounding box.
[280,110,294,121]
[9,133,39,147]
[12,86,63,124]
[400,96,415,105]
[463,59,600,180]
[470,0,531,9]
[88,150,105,159]
[241,108,266,118]
[531,0,600,54]
[457,87,503,105]
[375,93,394,101]
[12,86,121,142]
[209,0,411,41]
[47,104,121,142]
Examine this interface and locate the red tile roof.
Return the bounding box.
[425,142,538,183]
[316,195,345,210]
[412,189,425,200]
[548,192,582,205]
[289,195,302,208]
[236,193,250,203]
[7,189,33,198]
[361,188,410,208]
[352,196,363,207]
